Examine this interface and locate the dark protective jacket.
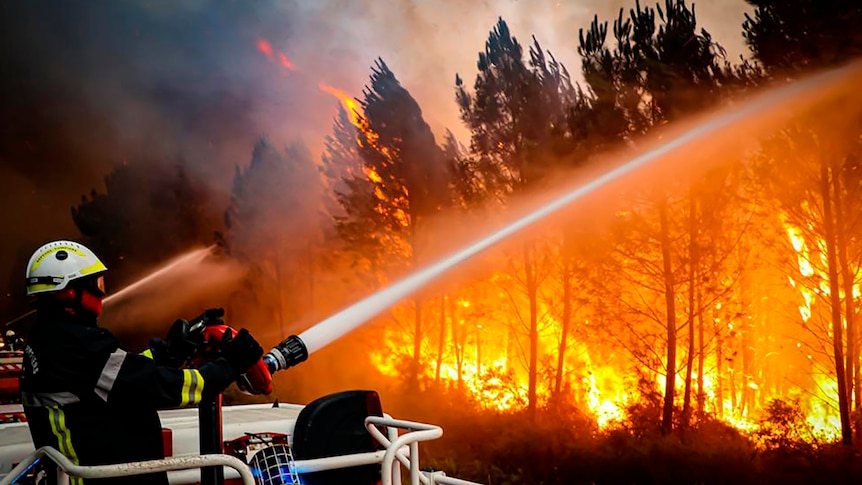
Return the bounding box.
[20,311,238,485]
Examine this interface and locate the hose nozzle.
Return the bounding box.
[264,335,308,374]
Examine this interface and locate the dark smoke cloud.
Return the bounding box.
[0,0,319,321]
[0,0,750,323]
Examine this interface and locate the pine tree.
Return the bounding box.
[333,59,451,387]
[72,158,216,287]
[457,18,580,418]
[744,0,862,75]
[224,138,322,331]
[744,0,862,444]
[578,0,733,434]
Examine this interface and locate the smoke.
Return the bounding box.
[0,0,751,326]
[283,0,752,142]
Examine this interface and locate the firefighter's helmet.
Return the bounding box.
[25,240,107,296]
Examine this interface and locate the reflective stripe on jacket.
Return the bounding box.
[20,314,237,485]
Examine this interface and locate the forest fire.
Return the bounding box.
[781,216,851,442]
[5,1,862,484]
[368,288,631,423]
[356,202,856,440]
[232,31,862,450]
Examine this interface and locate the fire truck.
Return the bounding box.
[0,317,480,485]
[0,331,25,425]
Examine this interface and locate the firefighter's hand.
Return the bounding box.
[165,319,199,364]
[149,319,198,367]
[220,328,264,374]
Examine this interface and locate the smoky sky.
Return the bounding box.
[0,0,751,323]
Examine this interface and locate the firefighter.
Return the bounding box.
[19,240,264,485]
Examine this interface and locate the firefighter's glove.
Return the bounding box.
[166,318,199,364]
[220,328,264,375]
[149,319,198,367]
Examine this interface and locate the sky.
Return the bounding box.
[0,0,752,323]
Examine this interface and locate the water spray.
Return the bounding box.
[292,61,862,357]
[105,245,216,304]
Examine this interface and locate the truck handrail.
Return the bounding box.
[365,416,482,485]
[0,446,255,485]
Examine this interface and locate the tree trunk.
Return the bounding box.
[696,287,705,415]
[525,243,539,419]
[435,294,447,384]
[741,316,754,418]
[682,196,697,428]
[716,330,724,418]
[659,202,678,435]
[833,159,856,410]
[412,296,423,388]
[729,360,737,415]
[856,329,861,413]
[821,158,853,445]
[555,258,573,397]
[451,297,464,391]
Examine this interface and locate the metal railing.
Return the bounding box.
[0,446,255,485]
[2,416,484,485]
[365,416,482,485]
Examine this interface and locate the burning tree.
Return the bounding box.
[575,0,735,433]
[456,18,579,418]
[744,0,862,445]
[333,59,452,388]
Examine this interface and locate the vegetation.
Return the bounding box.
[47,0,862,481]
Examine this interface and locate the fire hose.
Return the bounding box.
[184,307,308,395]
[181,308,309,485]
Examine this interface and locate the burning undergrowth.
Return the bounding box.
[5,2,862,481]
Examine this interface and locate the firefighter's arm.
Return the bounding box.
[96,329,264,408]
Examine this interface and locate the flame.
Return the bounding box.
[317,83,406,230]
[782,214,844,440]
[256,38,274,61]
[363,166,383,184]
[318,83,362,127]
[278,52,297,71]
[256,37,297,74]
[362,210,850,439]
[808,373,842,440]
[784,224,815,277]
[584,355,628,427]
[783,217,820,322]
[369,288,630,420]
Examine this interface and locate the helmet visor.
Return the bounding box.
[84,275,106,297]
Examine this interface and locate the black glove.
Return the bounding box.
[167,318,200,363]
[220,328,264,374]
[149,319,200,367]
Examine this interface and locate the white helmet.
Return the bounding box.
[25,240,107,296]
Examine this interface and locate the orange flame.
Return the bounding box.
[369,291,630,420]
[318,83,362,127]
[783,214,843,440]
[256,37,297,74]
[278,52,297,71]
[256,38,274,61]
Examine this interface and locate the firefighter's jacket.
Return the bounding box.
[20,312,238,485]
